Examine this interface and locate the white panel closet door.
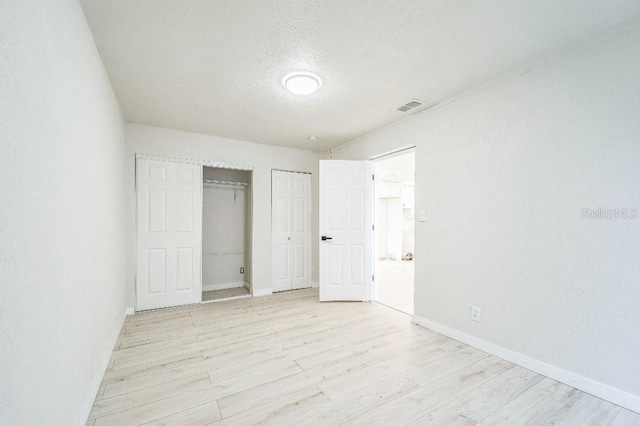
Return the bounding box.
[319,160,373,301]
[136,159,203,311]
[272,170,292,292]
[291,172,312,289]
[272,170,311,292]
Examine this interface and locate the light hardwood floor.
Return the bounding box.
[88,288,640,425]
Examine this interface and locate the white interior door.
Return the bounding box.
[291,172,312,290]
[272,170,312,292]
[319,160,373,301]
[272,170,292,292]
[136,158,203,311]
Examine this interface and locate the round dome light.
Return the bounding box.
[283,72,321,95]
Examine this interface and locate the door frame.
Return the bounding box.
[134,153,254,310]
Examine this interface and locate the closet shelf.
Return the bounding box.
[203,179,249,186]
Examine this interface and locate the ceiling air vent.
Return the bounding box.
[394,99,425,113]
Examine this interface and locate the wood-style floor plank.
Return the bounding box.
[102,352,204,385]
[93,385,223,426]
[141,401,221,426]
[216,368,324,418]
[402,346,488,386]
[351,363,498,425]
[450,365,544,422]
[410,405,475,426]
[212,385,327,425]
[280,374,420,426]
[87,288,639,425]
[610,408,640,426]
[90,373,212,420]
[477,387,560,425]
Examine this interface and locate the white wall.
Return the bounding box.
[0,1,128,424]
[332,25,640,410]
[126,123,321,298]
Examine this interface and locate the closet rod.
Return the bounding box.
[203,179,249,186]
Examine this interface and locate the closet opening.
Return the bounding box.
[202,166,252,303]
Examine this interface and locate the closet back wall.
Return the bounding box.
[126,123,320,299]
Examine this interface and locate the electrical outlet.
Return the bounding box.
[240,267,245,274]
[471,306,481,322]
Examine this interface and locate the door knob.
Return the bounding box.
[321,236,332,241]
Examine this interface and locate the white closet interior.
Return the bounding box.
[202,167,252,302]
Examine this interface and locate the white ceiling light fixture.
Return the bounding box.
[283,72,322,95]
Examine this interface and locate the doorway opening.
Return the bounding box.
[374,150,415,314]
[201,166,252,303]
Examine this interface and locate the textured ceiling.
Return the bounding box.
[80,0,640,151]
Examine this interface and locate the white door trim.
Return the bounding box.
[272,169,312,174]
[368,145,416,161]
[136,153,254,171]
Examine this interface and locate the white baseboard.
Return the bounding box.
[311,281,319,288]
[253,288,273,297]
[125,307,135,316]
[202,281,247,292]
[412,314,640,414]
[75,307,127,425]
